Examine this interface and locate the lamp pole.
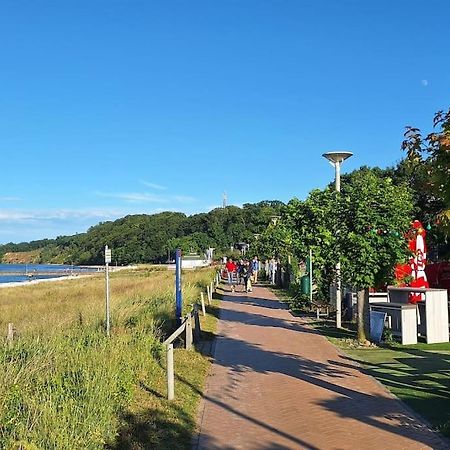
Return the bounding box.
[322,151,353,329]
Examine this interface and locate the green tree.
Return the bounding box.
[339,168,413,341]
[284,190,338,302]
[402,108,450,234]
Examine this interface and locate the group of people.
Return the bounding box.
[224,256,260,293]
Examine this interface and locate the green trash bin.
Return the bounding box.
[300,275,310,294]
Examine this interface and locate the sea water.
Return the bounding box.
[0,264,96,284]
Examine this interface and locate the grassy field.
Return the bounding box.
[306,319,450,437]
[0,267,219,449]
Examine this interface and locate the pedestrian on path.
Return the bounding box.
[269,257,277,284]
[225,257,237,292]
[242,259,253,292]
[251,256,259,284]
[236,259,244,287]
[264,259,270,280]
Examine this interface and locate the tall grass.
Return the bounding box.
[0,267,214,449]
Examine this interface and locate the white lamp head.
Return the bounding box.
[322,151,353,164]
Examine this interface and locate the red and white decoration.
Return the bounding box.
[408,220,430,303]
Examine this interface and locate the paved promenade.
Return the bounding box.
[194,285,448,450]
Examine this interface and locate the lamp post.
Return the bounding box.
[322,151,353,329]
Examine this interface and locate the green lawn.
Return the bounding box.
[306,320,450,437]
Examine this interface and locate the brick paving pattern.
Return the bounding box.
[194,285,448,450]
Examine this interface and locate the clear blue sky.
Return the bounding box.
[1,0,449,243]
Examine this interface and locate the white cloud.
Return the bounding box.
[140,180,167,190]
[94,191,167,203]
[0,208,123,223]
[0,196,20,202]
[94,190,197,204]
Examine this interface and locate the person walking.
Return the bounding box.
[264,259,270,280]
[269,257,277,285]
[242,260,253,293]
[225,258,237,292]
[236,259,244,287]
[251,256,259,284]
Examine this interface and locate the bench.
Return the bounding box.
[370,302,418,345]
[312,302,330,319]
[388,287,449,344]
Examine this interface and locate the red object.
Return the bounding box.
[425,262,450,291]
[394,263,411,287]
[225,261,237,273]
[394,220,430,303]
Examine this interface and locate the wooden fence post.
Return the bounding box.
[7,323,14,347]
[166,343,174,400]
[208,285,213,305]
[193,305,201,342]
[185,315,193,350]
[211,281,214,296]
[200,292,206,316]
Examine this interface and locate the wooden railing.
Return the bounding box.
[162,276,220,400]
[162,304,203,400]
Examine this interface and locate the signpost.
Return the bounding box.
[175,248,182,326]
[105,245,112,337]
[309,248,313,304]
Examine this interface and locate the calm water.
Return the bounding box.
[0,264,97,284]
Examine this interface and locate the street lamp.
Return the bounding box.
[322,150,353,329]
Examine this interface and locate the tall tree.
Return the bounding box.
[339,169,413,341]
[402,108,450,234]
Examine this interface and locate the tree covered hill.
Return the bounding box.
[0,201,284,265]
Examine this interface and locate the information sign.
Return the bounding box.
[105,247,112,264]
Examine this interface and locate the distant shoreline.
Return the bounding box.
[0,274,95,289]
[0,265,137,289]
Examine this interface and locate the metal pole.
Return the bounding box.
[335,161,341,192]
[105,259,110,337]
[175,249,182,326]
[336,261,342,328]
[335,162,342,328]
[309,248,313,304]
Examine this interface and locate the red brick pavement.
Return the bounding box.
[193,285,448,450]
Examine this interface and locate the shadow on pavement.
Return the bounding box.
[191,288,446,449]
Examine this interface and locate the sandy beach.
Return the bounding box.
[0,265,137,289]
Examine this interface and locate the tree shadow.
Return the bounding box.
[194,290,448,448]
[339,349,450,430]
[198,333,446,447]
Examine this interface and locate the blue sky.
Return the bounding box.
[1,0,449,243]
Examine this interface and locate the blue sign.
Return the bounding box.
[175,249,182,325]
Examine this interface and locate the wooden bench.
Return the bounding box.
[312,302,329,319]
[370,302,418,345]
